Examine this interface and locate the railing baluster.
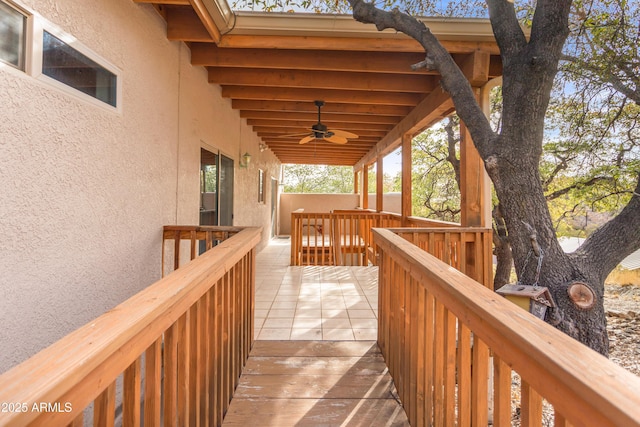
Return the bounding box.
[443,309,457,426]
[433,300,445,426]
[472,337,490,426]
[424,291,435,424]
[521,380,543,427]
[93,382,116,427]
[164,322,178,427]
[493,355,512,427]
[144,339,162,427]
[123,358,141,427]
[189,304,199,426]
[457,323,472,426]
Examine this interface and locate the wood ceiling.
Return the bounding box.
[133,0,502,166]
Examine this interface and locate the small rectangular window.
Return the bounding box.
[42,31,117,107]
[0,1,26,70]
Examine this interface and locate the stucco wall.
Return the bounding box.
[279,193,361,235]
[0,0,279,373]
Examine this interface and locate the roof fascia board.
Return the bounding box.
[231,12,497,41]
[197,0,236,39]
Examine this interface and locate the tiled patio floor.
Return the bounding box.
[254,238,379,341]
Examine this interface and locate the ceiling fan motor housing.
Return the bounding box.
[312,122,327,138]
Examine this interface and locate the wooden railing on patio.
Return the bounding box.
[162,225,245,274]
[374,228,640,427]
[290,210,402,266]
[0,226,261,427]
[290,210,464,267]
[389,227,493,289]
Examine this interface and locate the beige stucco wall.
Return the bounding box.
[0,0,279,373]
[279,193,361,235]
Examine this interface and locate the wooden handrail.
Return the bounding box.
[290,211,402,266]
[0,227,261,426]
[374,228,640,426]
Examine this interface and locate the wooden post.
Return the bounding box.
[459,51,492,227]
[354,168,359,195]
[376,156,383,212]
[401,133,412,225]
[362,165,369,210]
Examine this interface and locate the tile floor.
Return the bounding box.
[254,238,379,341]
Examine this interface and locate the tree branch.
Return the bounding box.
[347,0,496,158]
[545,176,615,201]
[577,173,640,280]
[486,0,527,59]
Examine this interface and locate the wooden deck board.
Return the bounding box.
[222,341,409,426]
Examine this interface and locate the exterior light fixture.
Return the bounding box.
[239,152,251,168]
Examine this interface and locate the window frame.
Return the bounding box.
[0,0,122,112]
[32,19,122,111]
[0,0,29,71]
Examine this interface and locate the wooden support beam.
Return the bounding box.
[460,50,491,87]
[191,44,432,74]
[221,86,424,106]
[240,110,402,124]
[231,100,412,116]
[247,119,392,132]
[362,166,369,209]
[354,85,454,170]
[166,6,213,42]
[376,157,383,212]
[217,35,501,55]
[189,0,222,43]
[209,67,436,93]
[255,127,386,138]
[459,87,490,227]
[401,133,412,222]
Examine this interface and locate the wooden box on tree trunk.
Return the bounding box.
[496,284,555,320]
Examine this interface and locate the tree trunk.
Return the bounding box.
[486,155,609,354]
[347,0,640,356]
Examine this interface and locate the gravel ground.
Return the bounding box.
[605,284,640,375]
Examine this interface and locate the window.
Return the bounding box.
[42,31,117,107]
[0,1,26,70]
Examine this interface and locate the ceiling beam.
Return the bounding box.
[255,127,387,137]
[240,111,402,124]
[166,6,213,42]
[217,35,501,55]
[354,86,454,170]
[221,86,425,106]
[232,100,412,116]
[246,119,393,132]
[208,68,436,93]
[191,44,432,74]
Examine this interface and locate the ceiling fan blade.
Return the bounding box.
[325,135,348,144]
[299,135,315,145]
[278,131,312,138]
[331,129,359,139]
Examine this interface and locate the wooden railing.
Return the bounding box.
[374,228,640,427]
[162,225,245,274]
[290,210,401,266]
[0,226,261,427]
[388,227,493,289]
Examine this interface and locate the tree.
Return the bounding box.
[283,164,354,193]
[347,0,640,355]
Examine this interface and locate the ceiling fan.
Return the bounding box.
[283,100,359,145]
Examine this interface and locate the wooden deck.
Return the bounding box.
[222,341,410,426]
